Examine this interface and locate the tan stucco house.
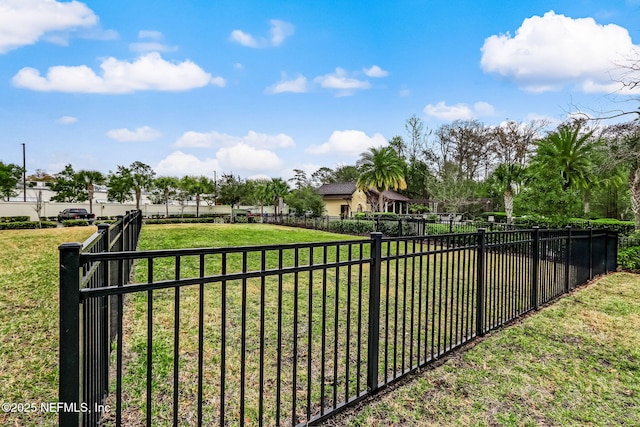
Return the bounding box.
[317,182,410,217]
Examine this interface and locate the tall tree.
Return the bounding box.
[152,176,180,218]
[107,165,133,204]
[489,163,527,224]
[603,121,640,228]
[129,161,156,210]
[50,164,86,203]
[491,120,545,166]
[76,170,105,214]
[268,178,289,216]
[356,146,407,212]
[533,121,597,192]
[217,173,246,209]
[310,167,335,187]
[289,169,309,190]
[333,164,360,183]
[182,175,215,217]
[248,179,272,215]
[0,161,24,201]
[432,120,492,181]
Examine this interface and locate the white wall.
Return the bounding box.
[3,185,286,220]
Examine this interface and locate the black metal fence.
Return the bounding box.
[59,225,617,426]
[263,214,513,236]
[59,210,142,427]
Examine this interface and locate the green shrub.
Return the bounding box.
[62,219,90,227]
[0,216,30,223]
[328,219,374,235]
[481,212,507,222]
[144,217,228,225]
[0,221,38,230]
[618,246,640,270]
[96,219,118,225]
[0,221,57,230]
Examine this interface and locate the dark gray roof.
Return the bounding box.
[317,182,410,202]
[380,189,410,202]
[317,182,357,196]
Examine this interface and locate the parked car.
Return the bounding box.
[57,208,96,223]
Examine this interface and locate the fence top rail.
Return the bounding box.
[80,230,103,253]
[80,236,369,263]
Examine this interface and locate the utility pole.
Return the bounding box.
[22,143,26,202]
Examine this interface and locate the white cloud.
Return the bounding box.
[230,30,261,48]
[217,143,283,171]
[0,0,98,53]
[56,115,78,124]
[106,126,161,142]
[269,20,294,46]
[266,73,307,94]
[12,52,225,93]
[138,30,163,40]
[155,144,283,177]
[230,19,294,48]
[306,130,387,157]
[155,151,220,177]
[481,10,640,93]
[175,130,294,149]
[314,68,371,96]
[424,101,495,121]
[363,65,389,77]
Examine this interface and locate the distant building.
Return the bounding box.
[317,182,410,217]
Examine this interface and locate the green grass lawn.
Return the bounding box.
[0,226,96,427]
[322,272,640,427]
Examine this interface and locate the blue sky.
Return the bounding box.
[1,0,640,181]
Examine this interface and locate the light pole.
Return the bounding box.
[22,143,26,202]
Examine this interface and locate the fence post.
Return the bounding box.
[476,228,486,337]
[588,227,593,279]
[532,227,540,310]
[59,242,83,427]
[449,217,453,233]
[367,232,383,392]
[564,226,572,293]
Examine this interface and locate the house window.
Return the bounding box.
[356,204,363,213]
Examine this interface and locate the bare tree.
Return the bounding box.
[491,119,547,166]
[602,121,640,228]
[432,120,492,181]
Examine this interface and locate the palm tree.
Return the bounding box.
[268,178,289,217]
[534,123,596,192]
[356,146,407,212]
[182,175,215,218]
[153,176,179,218]
[491,163,526,224]
[76,170,105,214]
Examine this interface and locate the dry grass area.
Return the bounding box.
[0,226,96,427]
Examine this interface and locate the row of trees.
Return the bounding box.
[24,161,324,218]
[3,114,639,228]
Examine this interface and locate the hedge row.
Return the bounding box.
[0,221,57,230]
[0,216,30,223]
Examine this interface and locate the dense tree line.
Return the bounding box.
[2,115,639,228]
